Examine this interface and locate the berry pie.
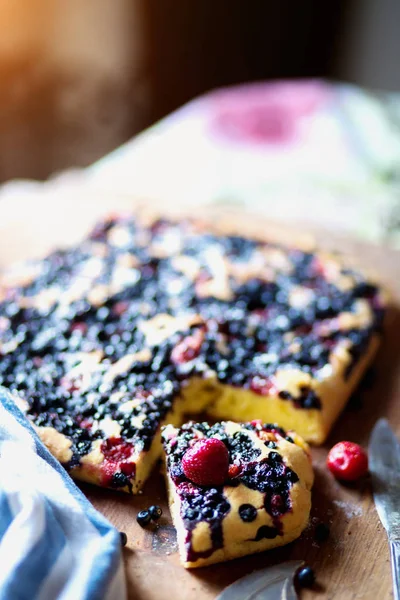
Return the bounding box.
[0,213,385,493]
[161,420,313,568]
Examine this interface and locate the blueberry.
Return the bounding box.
[110,472,130,488]
[120,531,128,546]
[202,507,214,519]
[136,510,152,527]
[268,451,282,463]
[185,508,199,521]
[300,389,322,409]
[286,469,299,484]
[265,441,277,449]
[315,522,330,543]
[238,504,257,522]
[297,566,315,588]
[149,505,162,521]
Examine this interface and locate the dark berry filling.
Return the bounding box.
[251,525,279,541]
[178,482,230,563]
[100,437,136,487]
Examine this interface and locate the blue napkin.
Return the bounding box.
[0,387,126,600]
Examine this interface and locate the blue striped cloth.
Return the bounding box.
[0,387,126,600]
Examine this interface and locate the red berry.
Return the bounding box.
[250,375,278,396]
[60,375,81,393]
[228,463,242,479]
[171,332,203,365]
[327,441,368,481]
[77,417,92,430]
[100,438,136,486]
[113,301,129,316]
[182,438,229,486]
[101,437,134,463]
[70,321,88,335]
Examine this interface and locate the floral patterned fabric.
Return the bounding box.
[89,80,400,248]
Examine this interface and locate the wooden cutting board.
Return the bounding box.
[1,193,399,600]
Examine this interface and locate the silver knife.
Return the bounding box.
[369,419,400,600]
[216,561,303,600]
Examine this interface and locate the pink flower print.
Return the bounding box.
[209,80,330,146]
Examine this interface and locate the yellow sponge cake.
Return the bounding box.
[162,420,313,568]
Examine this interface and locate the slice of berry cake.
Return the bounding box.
[161,421,313,568]
[0,213,385,493]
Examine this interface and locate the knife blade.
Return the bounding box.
[369,419,400,600]
[216,561,303,600]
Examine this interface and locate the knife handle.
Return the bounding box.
[390,540,400,600]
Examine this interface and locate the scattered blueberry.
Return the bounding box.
[297,566,315,588]
[110,472,130,488]
[136,510,152,527]
[149,505,162,521]
[315,522,330,543]
[119,531,128,546]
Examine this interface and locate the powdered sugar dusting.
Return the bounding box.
[333,499,363,519]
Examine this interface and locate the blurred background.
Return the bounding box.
[0,0,399,182]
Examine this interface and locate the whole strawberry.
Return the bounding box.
[182,438,229,486]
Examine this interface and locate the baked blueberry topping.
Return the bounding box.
[178,483,230,563]
[228,431,261,463]
[110,472,131,489]
[268,451,282,463]
[0,215,383,487]
[179,484,230,524]
[238,504,258,522]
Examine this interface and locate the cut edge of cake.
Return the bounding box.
[181,333,380,445]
